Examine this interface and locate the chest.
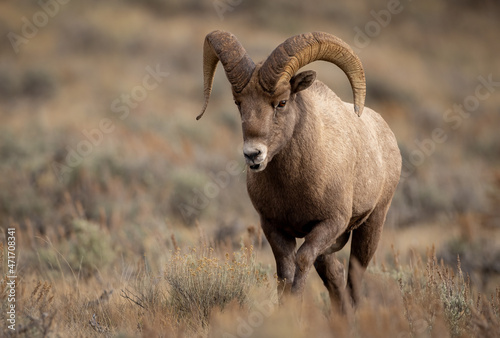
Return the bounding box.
[247,169,344,233]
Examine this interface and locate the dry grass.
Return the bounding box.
[163,245,268,333]
[2,238,500,337]
[1,0,499,337]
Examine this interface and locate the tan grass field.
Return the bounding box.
[1,1,500,336]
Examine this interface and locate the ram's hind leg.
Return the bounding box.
[347,202,391,306]
[314,253,350,314]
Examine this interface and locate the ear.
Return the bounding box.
[290,70,316,94]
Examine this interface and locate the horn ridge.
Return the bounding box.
[259,31,366,116]
[197,30,255,120]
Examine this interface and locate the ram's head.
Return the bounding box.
[197,31,366,172]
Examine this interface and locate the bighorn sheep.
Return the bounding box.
[197,30,401,310]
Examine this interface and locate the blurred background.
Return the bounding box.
[1,0,499,295]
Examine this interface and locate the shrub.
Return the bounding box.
[37,218,115,278]
[398,250,481,337]
[67,219,115,277]
[164,245,265,332]
[169,168,211,225]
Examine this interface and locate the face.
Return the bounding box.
[233,69,316,172]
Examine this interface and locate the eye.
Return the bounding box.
[276,100,287,108]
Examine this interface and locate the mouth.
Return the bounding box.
[247,160,267,172]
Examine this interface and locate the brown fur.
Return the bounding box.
[231,64,401,311]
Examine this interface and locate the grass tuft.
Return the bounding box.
[164,245,265,332]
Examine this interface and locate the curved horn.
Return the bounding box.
[197,30,255,120]
[259,32,366,116]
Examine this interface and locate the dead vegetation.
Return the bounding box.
[1,0,499,337]
[3,240,499,337]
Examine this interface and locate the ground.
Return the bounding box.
[1,1,499,337]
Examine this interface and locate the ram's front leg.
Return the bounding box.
[261,218,297,300]
[291,218,347,296]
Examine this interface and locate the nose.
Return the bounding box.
[243,143,268,171]
[243,149,261,162]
